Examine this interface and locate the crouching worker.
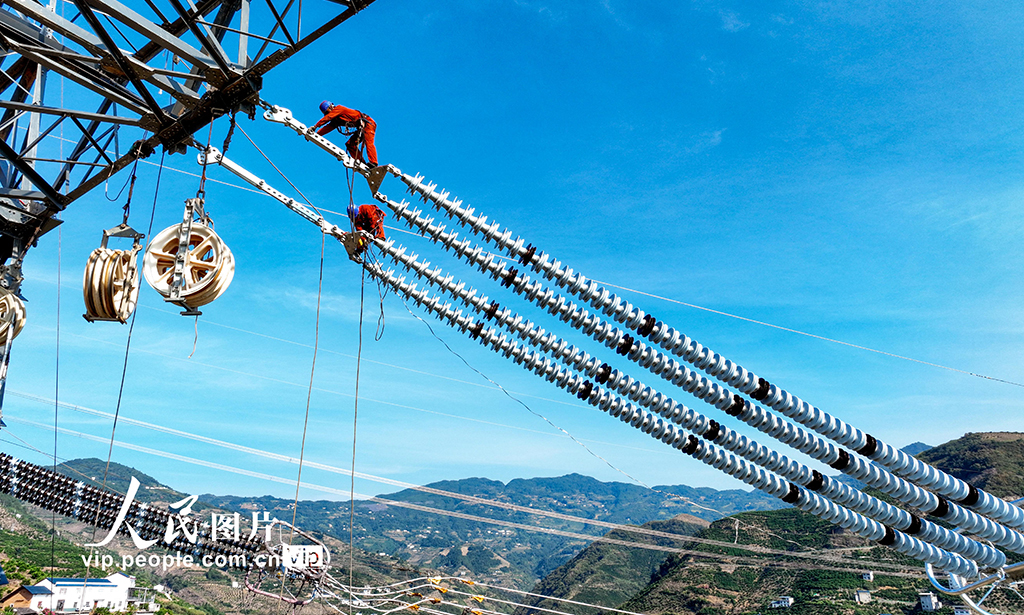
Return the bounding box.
[348,203,387,240]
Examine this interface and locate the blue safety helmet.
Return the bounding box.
[319,100,333,115]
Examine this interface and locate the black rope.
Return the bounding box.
[349,268,366,615]
[222,109,238,156]
[121,159,139,225]
[49,226,60,573]
[362,249,389,341]
[290,231,326,539]
[197,122,214,200]
[104,158,138,203]
[95,149,164,526]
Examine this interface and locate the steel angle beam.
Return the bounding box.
[71,0,168,124]
[83,0,218,72]
[0,140,65,207]
[0,0,379,271]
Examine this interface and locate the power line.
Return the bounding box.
[29,325,677,459]
[594,279,1024,389]
[27,127,1018,388]
[2,416,919,574]
[6,392,739,543]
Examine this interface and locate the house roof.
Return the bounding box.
[46,578,114,587]
[22,586,53,595]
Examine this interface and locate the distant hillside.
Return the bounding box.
[202,473,784,587]
[900,442,933,456]
[0,481,432,615]
[918,432,1024,498]
[526,432,1024,614]
[512,515,709,615]
[55,458,189,504]
[619,509,930,615]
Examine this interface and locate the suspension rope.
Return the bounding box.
[222,109,237,155]
[290,231,326,536]
[400,299,656,492]
[49,226,60,573]
[235,123,323,217]
[349,268,366,614]
[196,121,214,200]
[93,148,165,538]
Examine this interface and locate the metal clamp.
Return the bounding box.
[168,198,205,316]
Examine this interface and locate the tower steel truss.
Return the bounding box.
[0,0,374,290]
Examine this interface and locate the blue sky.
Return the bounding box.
[2,0,1023,504]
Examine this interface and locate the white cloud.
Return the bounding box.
[719,9,750,32]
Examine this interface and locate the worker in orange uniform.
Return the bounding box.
[312,101,378,168]
[348,204,387,240]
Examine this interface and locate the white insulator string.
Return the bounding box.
[372,195,1024,558]
[358,259,979,579]
[372,237,1008,568]
[393,172,1024,531]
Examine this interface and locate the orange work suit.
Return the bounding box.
[353,204,387,240]
[312,105,378,165]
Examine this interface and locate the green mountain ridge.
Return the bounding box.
[527,432,1024,615]
[199,473,785,587]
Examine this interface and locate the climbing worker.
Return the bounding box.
[312,101,378,168]
[348,203,387,240]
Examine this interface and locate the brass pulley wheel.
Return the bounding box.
[82,247,141,323]
[0,287,27,344]
[143,223,234,308]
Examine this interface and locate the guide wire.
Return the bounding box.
[236,123,323,217]
[92,149,165,544]
[593,279,1024,389]
[398,297,652,489]
[10,393,788,555]
[290,231,326,542]
[49,226,60,573]
[349,268,366,615]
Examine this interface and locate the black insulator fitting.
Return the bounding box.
[577,381,593,400]
[616,335,635,356]
[595,363,612,384]
[469,321,486,339]
[519,244,537,265]
[682,435,699,455]
[959,484,980,507]
[906,514,922,535]
[829,450,851,470]
[703,420,721,441]
[726,395,745,417]
[751,377,771,401]
[637,314,657,337]
[857,434,878,457]
[878,527,897,546]
[782,483,800,504]
[807,470,824,492]
[932,497,950,518]
[501,267,519,288]
[484,301,500,320]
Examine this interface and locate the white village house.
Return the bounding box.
[0,572,158,613]
[918,591,943,612]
